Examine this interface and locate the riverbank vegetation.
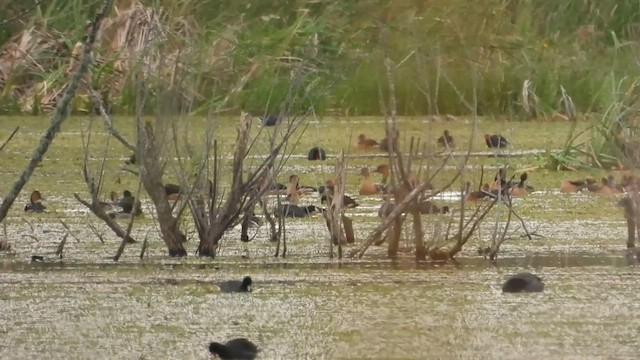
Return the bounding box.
[1,0,640,117]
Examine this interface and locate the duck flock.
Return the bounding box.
[18,124,636,358]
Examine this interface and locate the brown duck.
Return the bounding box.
[24,190,46,213]
[510,172,534,197]
[359,167,385,195]
[357,134,379,150]
[559,177,596,193]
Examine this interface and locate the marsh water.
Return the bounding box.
[1,116,640,359]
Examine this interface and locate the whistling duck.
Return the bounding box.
[489,168,514,193]
[588,176,622,195]
[373,164,390,184]
[502,272,544,293]
[275,204,322,218]
[419,201,450,215]
[510,172,534,197]
[437,130,454,148]
[285,175,316,204]
[484,134,509,148]
[218,276,253,293]
[320,179,359,208]
[372,164,427,190]
[560,178,589,193]
[464,182,496,202]
[260,114,280,126]
[359,167,385,195]
[380,129,400,152]
[164,183,181,201]
[357,134,379,149]
[109,190,142,218]
[24,190,46,213]
[307,147,326,160]
[209,338,260,360]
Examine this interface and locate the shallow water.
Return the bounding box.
[1,259,640,359]
[1,116,638,359]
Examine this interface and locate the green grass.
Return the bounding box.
[0,115,624,197]
[2,1,640,116]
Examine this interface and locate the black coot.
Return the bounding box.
[208,338,259,360]
[219,276,253,293]
[502,272,544,293]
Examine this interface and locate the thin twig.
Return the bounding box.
[0,0,113,223]
[0,127,19,153]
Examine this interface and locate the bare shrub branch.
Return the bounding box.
[0,0,113,223]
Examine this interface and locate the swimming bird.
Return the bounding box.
[560,177,596,193]
[219,276,253,293]
[164,183,181,201]
[24,190,46,213]
[437,130,454,148]
[380,129,400,152]
[308,146,326,160]
[502,272,544,293]
[489,168,514,193]
[276,204,321,218]
[260,114,280,126]
[108,190,142,218]
[125,153,136,165]
[510,172,534,197]
[320,180,359,208]
[371,163,426,191]
[208,338,259,360]
[484,134,509,148]
[587,176,621,195]
[287,175,317,194]
[372,164,390,184]
[464,182,496,202]
[359,167,385,195]
[357,134,379,149]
